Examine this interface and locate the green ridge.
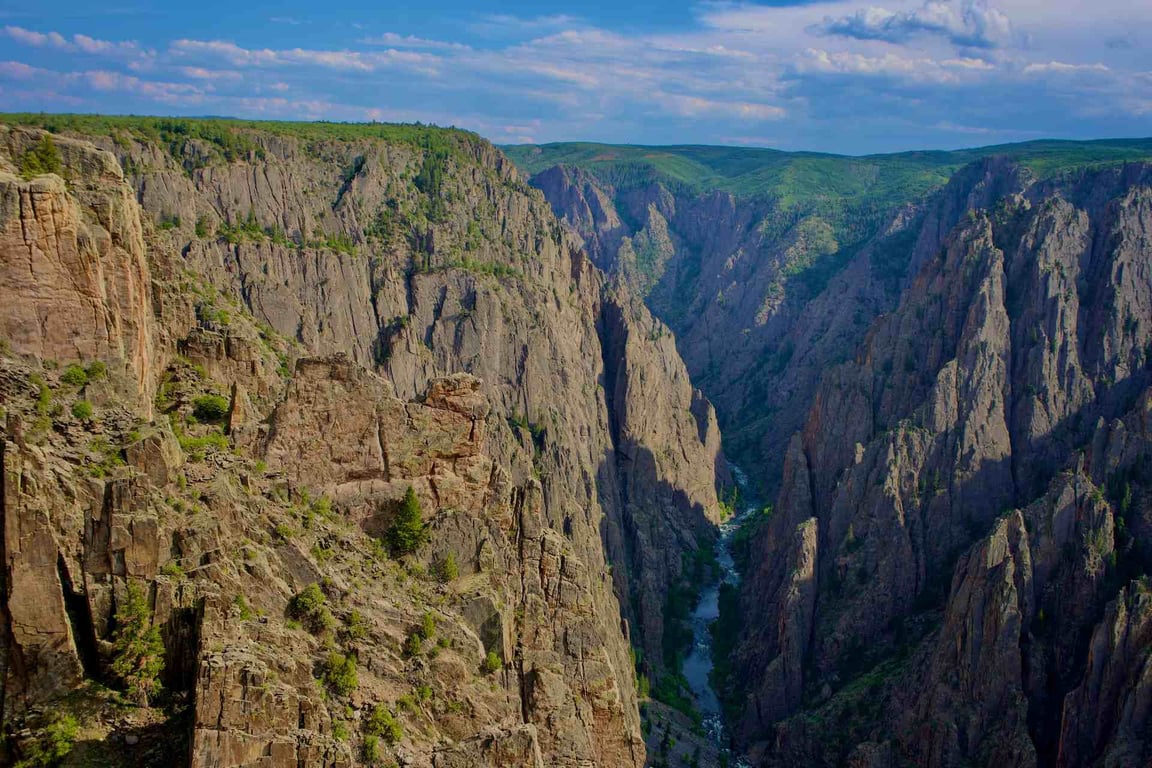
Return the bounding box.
[502,137,1152,207]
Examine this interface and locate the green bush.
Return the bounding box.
[288,583,335,634]
[482,650,502,675]
[71,400,94,421]
[341,609,369,642]
[176,428,229,457]
[385,487,427,556]
[364,704,403,744]
[403,630,424,658]
[110,582,166,705]
[19,134,62,180]
[192,393,230,422]
[362,734,381,762]
[233,594,253,621]
[320,651,358,696]
[420,611,436,640]
[60,364,88,387]
[435,552,459,582]
[13,713,79,768]
[86,360,107,380]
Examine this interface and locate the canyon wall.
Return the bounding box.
[0,121,726,767]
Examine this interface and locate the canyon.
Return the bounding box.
[1,116,1151,768]
[517,142,1152,767]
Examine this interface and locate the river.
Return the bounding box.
[681,465,757,765]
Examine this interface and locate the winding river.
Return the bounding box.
[682,465,758,765]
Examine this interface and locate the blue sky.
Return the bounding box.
[0,0,1148,153]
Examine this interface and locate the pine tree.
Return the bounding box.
[110,582,165,705]
[386,486,427,556]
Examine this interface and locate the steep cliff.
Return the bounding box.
[0,119,726,768]
[731,162,1152,766]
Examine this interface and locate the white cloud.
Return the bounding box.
[816,0,1013,49]
[3,26,68,48]
[796,48,995,84]
[3,25,143,56]
[359,33,470,51]
[1022,60,1110,75]
[170,38,443,76]
[470,14,584,35]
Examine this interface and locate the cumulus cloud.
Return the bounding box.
[817,0,1013,49]
[796,48,994,84]
[3,25,142,56]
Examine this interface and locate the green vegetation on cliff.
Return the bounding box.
[2,112,480,157]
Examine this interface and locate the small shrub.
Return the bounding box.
[362,734,380,762]
[288,583,335,634]
[233,594,253,621]
[435,552,459,583]
[364,704,403,744]
[403,630,424,658]
[176,427,229,458]
[71,400,94,421]
[320,651,358,696]
[341,610,369,642]
[13,713,79,768]
[420,611,436,640]
[19,134,62,180]
[60,364,88,387]
[192,393,230,422]
[110,582,165,705]
[482,650,502,675]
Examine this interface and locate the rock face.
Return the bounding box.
[728,163,1152,765]
[0,132,159,404]
[0,121,726,768]
[528,160,1047,502]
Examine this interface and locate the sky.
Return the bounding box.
[0,0,1148,154]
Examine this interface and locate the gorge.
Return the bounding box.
[1,115,1151,768]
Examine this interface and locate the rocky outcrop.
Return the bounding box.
[1058,584,1152,768]
[0,134,159,405]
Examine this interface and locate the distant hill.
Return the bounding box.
[502,138,1152,208]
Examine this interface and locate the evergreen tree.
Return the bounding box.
[110,582,165,705]
[386,487,427,556]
